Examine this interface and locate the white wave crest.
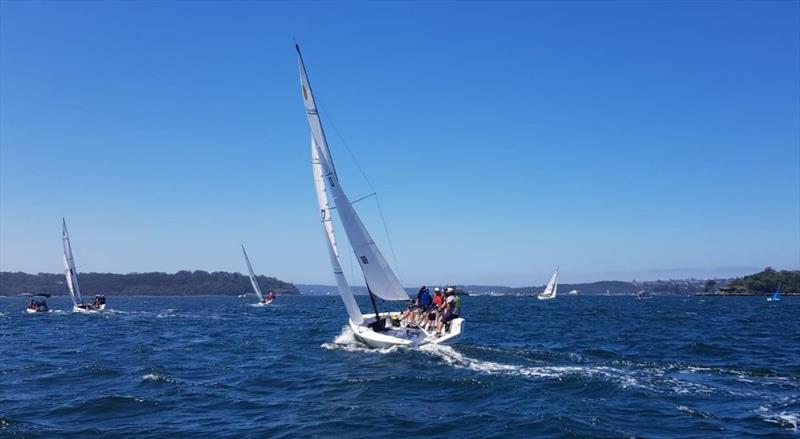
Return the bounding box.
[419,343,641,386]
[142,373,177,384]
[757,406,799,430]
[320,326,403,354]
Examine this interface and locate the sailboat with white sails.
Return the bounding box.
[62,219,106,313]
[242,244,274,306]
[537,267,559,300]
[296,45,464,348]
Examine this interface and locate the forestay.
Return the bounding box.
[62,219,83,306]
[241,245,264,301]
[297,45,409,302]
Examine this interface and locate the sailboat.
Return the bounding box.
[296,45,464,348]
[537,267,559,300]
[242,245,274,306]
[62,219,106,313]
[766,285,781,302]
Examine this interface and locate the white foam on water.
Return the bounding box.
[320,326,402,354]
[756,406,799,431]
[418,343,644,389]
[142,373,178,384]
[677,405,714,418]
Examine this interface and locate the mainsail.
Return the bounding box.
[312,138,363,323]
[297,45,409,303]
[540,267,559,299]
[241,245,264,301]
[62,219,83,306]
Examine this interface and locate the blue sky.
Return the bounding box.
[1,1,798,286]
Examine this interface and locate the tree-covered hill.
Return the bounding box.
[0,271,299,296]
[719,267,799,295]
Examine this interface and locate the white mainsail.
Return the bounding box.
[297,45,409,303]
[241,245,264,301]
[62,218,83,306]
[312,137,363,324]
[538,267,559,299]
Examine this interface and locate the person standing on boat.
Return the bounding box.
[437,290,458,336]
[414,286,432,324]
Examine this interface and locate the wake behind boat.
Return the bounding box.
[241,244,275,306]
[297,45,464,349]
[62,219,107,313]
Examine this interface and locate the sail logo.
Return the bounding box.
[360,256,369,264]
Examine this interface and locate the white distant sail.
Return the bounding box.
[297,45,408,302]
[537,267,559,300]
[62,218,83,306]
[241,245,264,302]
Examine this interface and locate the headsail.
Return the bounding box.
[540,267,559,298]
[297,45,409,302]
[241,245,264,301]
[312,137,363,323]
[62,219,83,306]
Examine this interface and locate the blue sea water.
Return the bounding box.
[1,295,798,438]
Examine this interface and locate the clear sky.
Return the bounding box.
[1,1,798,286]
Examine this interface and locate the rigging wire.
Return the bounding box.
[316,97,404,283]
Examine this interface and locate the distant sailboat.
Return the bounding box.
[567,289,579,296]
[634,289,651,300]
[242,245,274,306]
[297,44,463,348]
[766,285,781,302]
[537,267,559,300]
[62,219,106,313]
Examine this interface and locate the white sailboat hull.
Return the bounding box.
[73,305,105,313]
[26,308,50,314]
[348,312,464,349]
[253,300,273,307]
[537,294,556,300]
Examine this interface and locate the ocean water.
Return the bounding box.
[1,295,798,438]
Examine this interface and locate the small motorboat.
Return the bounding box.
[25,293,51,313]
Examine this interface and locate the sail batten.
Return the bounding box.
[241,245,264,301]
[62,219,82,306]
[298,45,409,303]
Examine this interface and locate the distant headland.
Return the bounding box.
[0,271,300,296]
[2,268,795,298]
[698,267,798,296]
